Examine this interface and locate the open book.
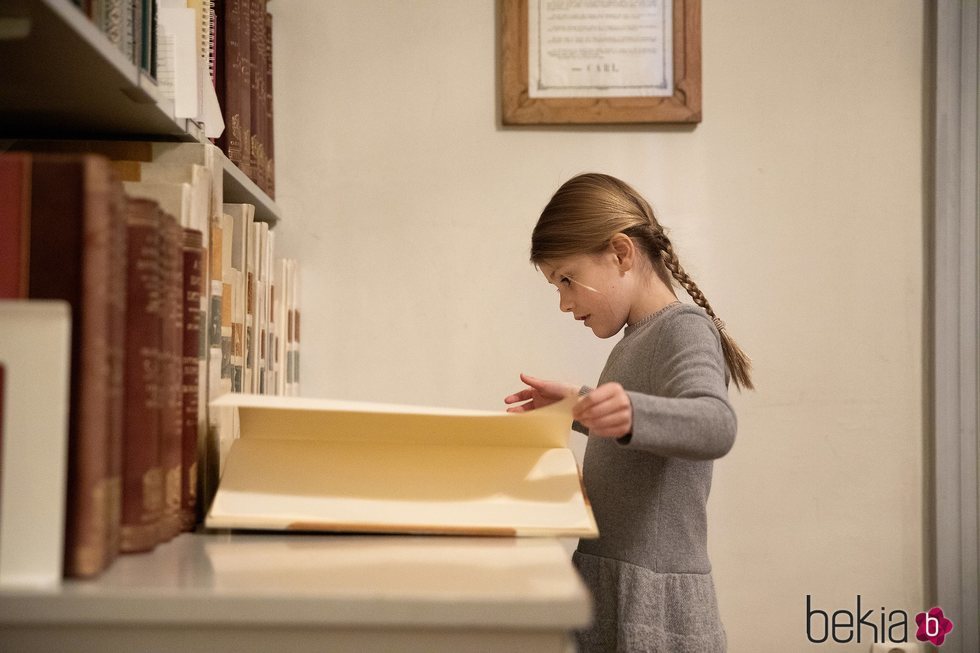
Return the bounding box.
[205,394,598,538]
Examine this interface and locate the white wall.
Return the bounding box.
[269,1,927,650]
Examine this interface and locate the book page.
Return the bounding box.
[211,393,578,449]
[205,394,597,537]
[207,438,596,537]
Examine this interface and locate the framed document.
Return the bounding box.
[502,0,701,124]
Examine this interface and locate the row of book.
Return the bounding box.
[74,0,275,197]
[0,143,298,579]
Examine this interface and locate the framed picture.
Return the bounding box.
[501,0,701,125]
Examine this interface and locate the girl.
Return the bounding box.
[504,173,752,653]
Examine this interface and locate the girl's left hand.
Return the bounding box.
[573,382,633,438]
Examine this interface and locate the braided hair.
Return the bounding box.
[531,173,754,391]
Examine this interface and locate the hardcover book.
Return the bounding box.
[121,197,164,554]
[205,395,598,538]
[0,153,31,299]
[27,155,126,578]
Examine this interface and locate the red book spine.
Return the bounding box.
[264,9,274,199]
[218,0,244,169]
[181,228,204,531]
[249,0,265,190]
[0,153,32,299]
[239,0,252,178]
[29,155,120,578]
[121,197,163,554]
[158,210,184,542]
[104,172,128,567]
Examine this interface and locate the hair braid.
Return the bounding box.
[531,172,755,391]
[660,238,754,391]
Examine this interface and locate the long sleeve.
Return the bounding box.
[615,312,736,460]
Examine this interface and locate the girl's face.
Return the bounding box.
[539,251,631,339]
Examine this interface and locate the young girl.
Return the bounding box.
[504,173,752,653]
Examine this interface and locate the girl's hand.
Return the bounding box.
[573,382,632,438]
[504,373,578,413]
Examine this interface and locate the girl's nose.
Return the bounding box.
[559,295,573,313]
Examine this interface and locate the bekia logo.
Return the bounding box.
[915,607,954,647]
[806,595,955,646]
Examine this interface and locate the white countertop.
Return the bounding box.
[0,532,592,631]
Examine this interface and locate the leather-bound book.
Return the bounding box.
[121,197,164,554]
[158,210,184,542]
[264,8,274,199]
[104,172,128,567]
[238,0,252,179]
[28,154,125,578]
[249,0,266,190]
[0,153,32,299]
[180,228,205,531]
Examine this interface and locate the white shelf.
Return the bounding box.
[0,532,590,652]
[0,0,200,141]
[220,148,281,225]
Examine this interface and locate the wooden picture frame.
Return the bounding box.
[501,0,701,125]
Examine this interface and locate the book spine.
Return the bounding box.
[0,153,32,299]
[104,173,128,568]
[264,8,274,199]
[218,0,242,168]
[220,213,234,393]
[208,0,217,85]
[131,0,142,67]
[290,260,298,396]
[249,0,265,191]
[29,155,116,577]
[121,197,163,554]
[158,209,183,542]
[181,228,204,531]
[238,0,252,178]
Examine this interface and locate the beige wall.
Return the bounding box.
[269,1,927,650]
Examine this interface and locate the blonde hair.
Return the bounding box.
[531,173,754,391]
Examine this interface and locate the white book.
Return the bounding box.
[288,260,300,396]
[122,180,191,228]
[205,394,598,538]
[0,301,72,586]
[135,162,211,234]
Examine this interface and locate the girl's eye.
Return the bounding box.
[560,277,571,287]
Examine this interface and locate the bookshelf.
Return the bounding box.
[0,0,282,225]
[0,1,590,648]
[0,0,198,141]
[0,533,589,652]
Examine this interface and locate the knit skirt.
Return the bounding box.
[572,551,727,653]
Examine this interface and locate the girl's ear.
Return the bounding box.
[609,233,635,271]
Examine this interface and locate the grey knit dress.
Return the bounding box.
[572,301,736,653]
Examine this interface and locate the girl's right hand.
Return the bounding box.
[504,373,578,413]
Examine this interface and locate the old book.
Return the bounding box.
[249,0,266,190]
[220,212,235,395]
[223,203,252,393]
[120,198,163,554]
[0,153,32,299]
[238,0,252,179]
[123,180,191,229]
[286,259,299,396]
[28,155,126,577]
[158,209,184,543]
[264,8,274,198]
[216,0,249,175]
[205,395,598,538]
[112,161,211,235]
[104,166,128,569]
[289,262,300,396]
[181,229,205,531]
